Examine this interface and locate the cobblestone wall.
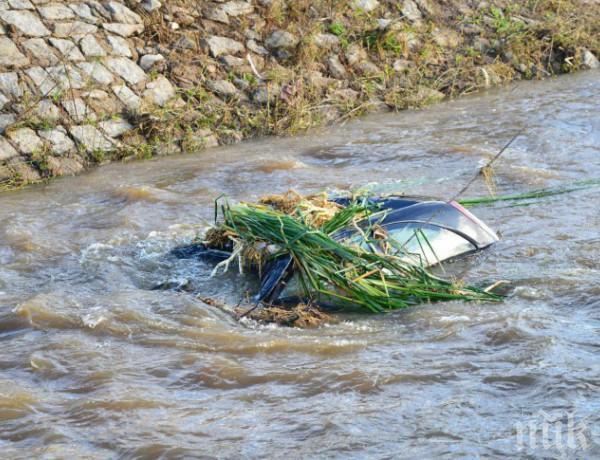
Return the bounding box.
[0,0,180,183]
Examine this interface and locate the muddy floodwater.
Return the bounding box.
[1,71,600,459]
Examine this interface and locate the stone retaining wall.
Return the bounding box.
[0,0,598,188]
[0,0,179,183]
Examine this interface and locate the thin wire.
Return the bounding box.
[449,127,525,203]
[399,127,526,251]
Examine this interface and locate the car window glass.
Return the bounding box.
[386,223,475,266]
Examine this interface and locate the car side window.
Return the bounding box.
[385,223,476,266]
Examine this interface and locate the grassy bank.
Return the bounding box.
[131,0,598,140]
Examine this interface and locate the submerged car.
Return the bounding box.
[171,196,498,306]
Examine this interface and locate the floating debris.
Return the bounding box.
[183,177,600,326]
[199,296,334,328]
[237,302,334,328]
[458,178,600,207]
[192,191,503,318]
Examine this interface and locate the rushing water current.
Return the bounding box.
[1,71,599,459]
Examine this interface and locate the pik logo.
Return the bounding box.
[515,410,590,452]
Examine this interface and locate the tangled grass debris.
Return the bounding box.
[199,177,600,326]
[238,302,335,328]
[205,192,501,317]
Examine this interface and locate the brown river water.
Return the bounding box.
[1,70,599,459]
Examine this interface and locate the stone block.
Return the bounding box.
[0,37,30,67]
[69,124,114,152]
[80,34,106,57]
[22,38,59,66]
[38,126,75,154]
[104,2,142,24]
[103,22,143,37]
[38,3,75,20]
[106,34,131,57]
[143,75,175,106]
[49,37,85,61]
[6,127,44,154]
[204,36,244,57]
[141,0,161,12]
[8,0,34,9]
[265,30,299,50]
[68,3,98,24]
[0,10,50,36]
[45,155,83,175]
[0,91,8,109]
[61,97,96,122]
[207,79,238,97]
[46,65,86,89]
[25,66,57,95]
[53,21,98,38]
[0,72,22,98]
[30,99,61,121]
[77,61,114,85]
[105,57,147,85]
[112,84,140,110]
[139,53,164,70]
[0,113,16,133]
[98,117,132,137]
[0,136,19,160]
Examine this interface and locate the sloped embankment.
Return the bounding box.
[0,0,598,188]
